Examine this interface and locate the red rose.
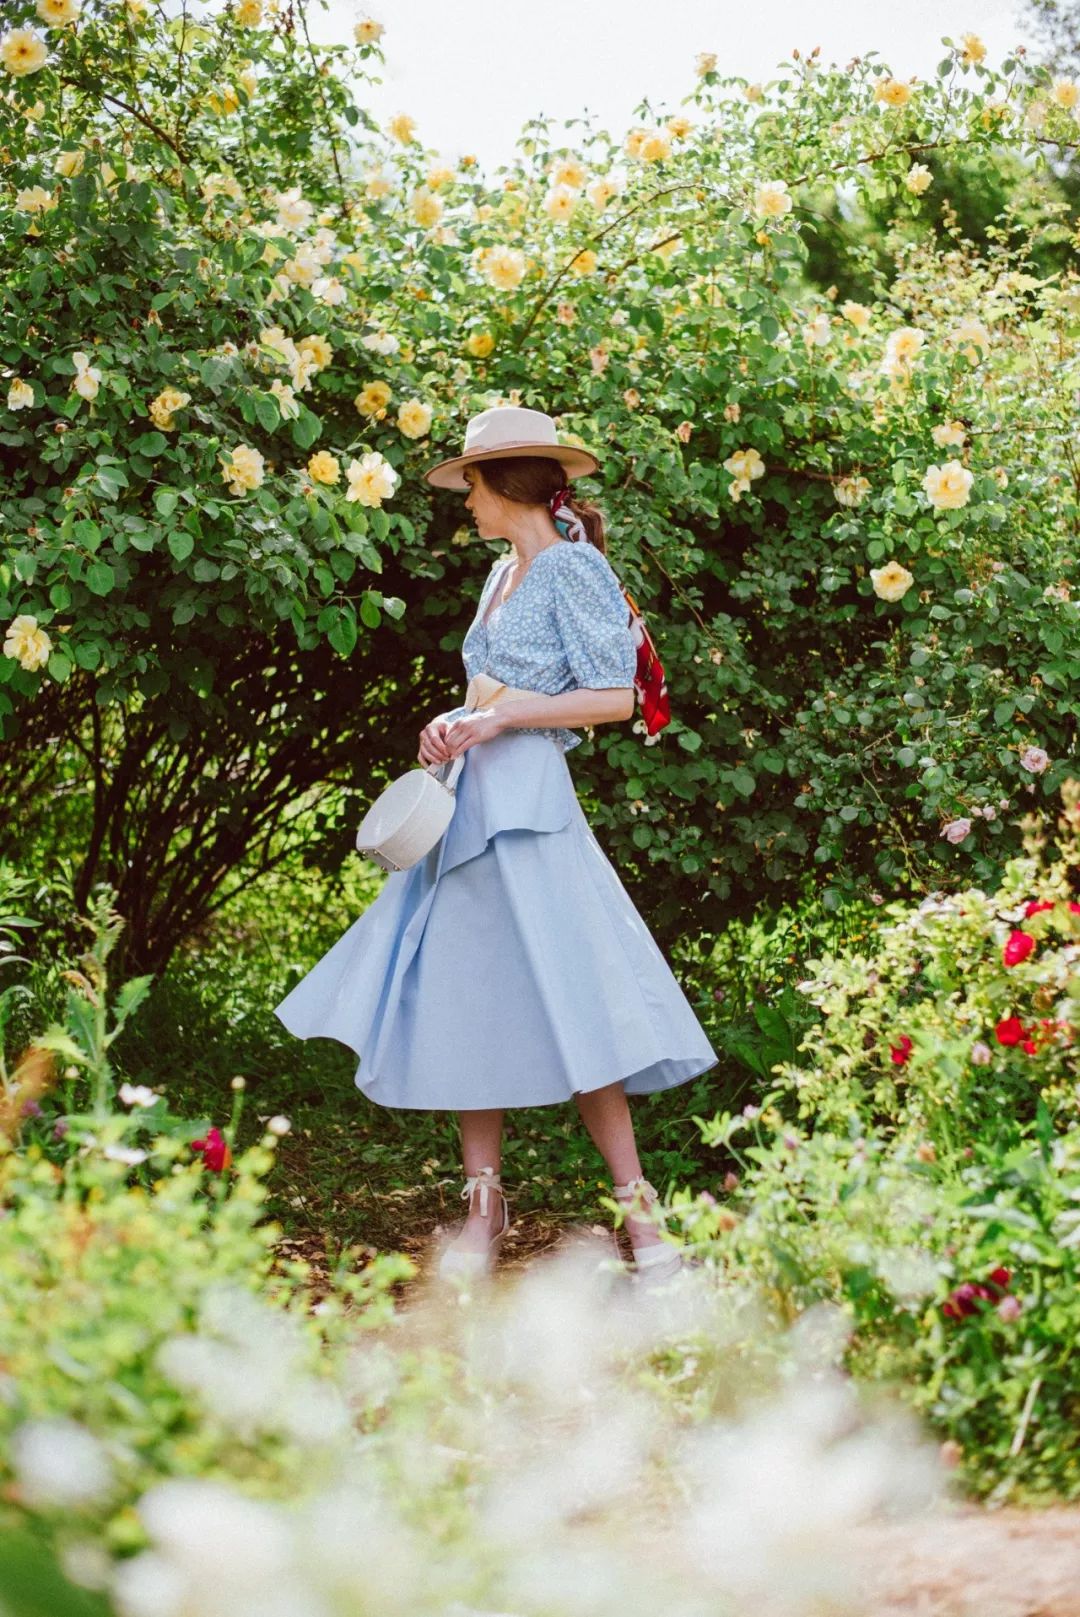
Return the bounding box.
[889,1035,913,1066]
[1024,900,1054,918]
[1022,1038,1038,1055]
[1003,931,1036,968]
[191,1126,233,1173]
[942,1266,1012,1321]
[995,1016,1026,1046]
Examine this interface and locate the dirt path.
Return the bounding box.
[271,1215,1080,1617]
[851,1505,1080,1616]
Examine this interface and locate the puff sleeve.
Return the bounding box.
[550,541,636,690]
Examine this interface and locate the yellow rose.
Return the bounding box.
[754,180,792,219]
[840,300,871,329]
[639,130,671,162]
[234,0,262,25]
[354,380,392,418]
[465,331,495,358]
[397,399,432,439]
[270,378,299,420]
[550,156,586,190]
[904,163,932,194]
[387,112,417,144]
[953,317,990,363]
[869,561,914,601]
[1,28,49,75]
[364,170,393,201]
[410,188,443,228]
[353,17,383,43]
[307,450,340,485]
[149,387,190,431]
[586,176,619,210]
[722,446,765,501]
[345,451,399,507]
[55,148,85,178]
[16,185,55,214]
[298,334,332,371]
[71,352,101,401]
[624,127,646,157]
[543,184,577,223]
[7,379,34,411]
[931,420,966,448]
[569,249,597,277]
[959,32,986,66]
[36,0,79,27]
[695,52,717,76]
[482,246,527,290]
[880,326,924,377]
[1051,78,1079,109]
[3,613,52,671]
[220,443,265,496]
[744,82,764,102]
[426,164,455,189]
[874,78,913,108]
[923,459,974,510]
[666,116,693,139]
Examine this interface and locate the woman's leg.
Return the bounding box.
[574,1081,665,1251]
[449,1107,507,1253]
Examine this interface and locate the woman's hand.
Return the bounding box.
[442,707,504,758]
[417,715,454,766]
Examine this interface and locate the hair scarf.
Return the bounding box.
[549,484,671,737]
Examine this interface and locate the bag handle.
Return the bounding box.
[424,754,466,790]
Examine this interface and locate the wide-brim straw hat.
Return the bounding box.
[423,405,600,491]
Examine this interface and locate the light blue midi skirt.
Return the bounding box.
[272,729,719,1110]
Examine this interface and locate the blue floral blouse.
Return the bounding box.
[439,536,637,753]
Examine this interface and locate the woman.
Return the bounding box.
[273,406,719,1285]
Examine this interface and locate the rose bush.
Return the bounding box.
[676,780,1080,1500]
[1,3,1078,969]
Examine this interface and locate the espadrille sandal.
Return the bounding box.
[436,1165,510,1283]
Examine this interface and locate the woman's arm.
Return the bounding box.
[494,687,636,732]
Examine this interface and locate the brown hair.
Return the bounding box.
[471,456,608,555]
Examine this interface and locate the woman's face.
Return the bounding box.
[462,466,508,538]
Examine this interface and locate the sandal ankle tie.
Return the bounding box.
[462,1165,502,1219]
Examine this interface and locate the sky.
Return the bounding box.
[310,0,1034,175]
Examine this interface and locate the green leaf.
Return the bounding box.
[328,607,357,656]
[84,561,115,596]
[359,593,382,629]
[154,489,180,518]
[291,409,321,450]
[168,532,194,563]
[129,431,168,457]
[254,394,281,433]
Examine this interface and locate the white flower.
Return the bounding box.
[311,276,347,306]
[1020,746,1050,774]
[103,1144,149,1165]
[274,186,313,233]
[266,1116,291,1136]
[834,475,870,508]
[118,1083,157,1108]
[931,420,966,448]
[12,1419,114,1509]
[361,329,399,356]
[802,312,831,349]
[345,451,400,507]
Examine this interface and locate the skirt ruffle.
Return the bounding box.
[272,730,719,1109]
